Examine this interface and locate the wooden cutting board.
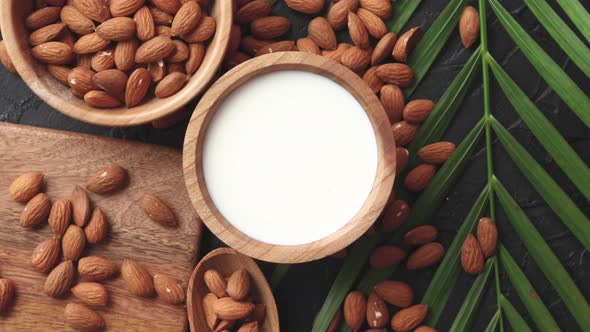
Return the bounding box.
[0,123,202,331]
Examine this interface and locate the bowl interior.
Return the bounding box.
[0,0,232,126]
[183,52,396,263]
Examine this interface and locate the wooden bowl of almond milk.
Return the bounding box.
[183,52,396,263]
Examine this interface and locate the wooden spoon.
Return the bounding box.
[187,248,280,331]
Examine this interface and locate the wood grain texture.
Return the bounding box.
[0,0,232,127]
[0,123,201,331]
[187,248,279,332]
[183,52,396,263]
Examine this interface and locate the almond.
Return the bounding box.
[371,32,396,65]
[91,48,115,72]
[362,66,383,94]
[155,72,187,97]
[348,12,369,49]
[114,39,139,71]
[403,99,434,123]
[236,0,271,24]
[461,234,485,275]
[381,199,410,233]
[29,23,66,46]
[74,33,111,54]
[285,0,324,14]
[340,46,371,72]
[308,17,337,50]
[182,16,216,42]
[380,84,404,123]
[166,40,189,62]
[391,304,428,332]
[406,242,445,270]
[44,260,75,297]
[369,245,406,269]
[68,67,97,97]
[151,0,181,14]
[415,326,437,332]
[71,282,109,306]
[327,0,358,30]
[391,121,418,146]
[459,6,479,48]
[77,54,93,69]
[357,8,386,39]
[121,259,154,297]
[153,274,185,304]
[366,292,389,328]
[64,303,106,331]
[203,293,219,329]
[214,297,255,321]
[93,69,128,100]
[136,36,175,63]
[0,279,15,313]
[171,1,201,36]
[71,185,91,227]
[403,225,438,246]
[9,172,44,203]
[376,63,413,87]
[227,269,250,301]
[157,25,174,37]
[245,303,266,324]
[60,5,95,35]
[204,269,228,297]
[135,6,157,41]
[48,198,72,238]
[141,193,176,226]
[296,38,321,55]
[78,256,118,281]
[62,224,86,261]
[32,42,74,65]
[215,320,236,332]
[58,30,77,49]
[238,322,259,332]
[96,17,137,41]
[374,280,413,307]
[0,41,17,74]
[150,6,174,25]
[392,26,423,63]
[48,65,71,86]
[250,16,290,40]
[395,147,409,174]
[26,6,62,30]
[85,207,109,244]
[254,40,295,56]
[86,164,127,194]
[404,164,436,192]
[111,0,145,17]
[32,237,61,274]
[226,51,251,70]
[359,0,390,19]
[417,142,455,164]
[477,217,497,257]
[125,67,151,107]
[343,291,365,331]
[148,60,167,82]
[240,36,270,55]
[71,0,111,22]
[85,90,122,108]
[21,193,51,228]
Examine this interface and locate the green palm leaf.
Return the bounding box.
[270,264,290,291]
[387,0,423,33]
[521,0,590,77]
[490,118,590,251]
[484,310,501,332]
[487,55,590,201]
[488,0,590,127]
[493,178,590,330]
[499,295,533,332]
[498,245,560,332]
[421,186,488,325]
[449,258,495,331]
[554,0,590,43]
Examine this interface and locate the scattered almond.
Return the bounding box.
[343,291,366,331]
[461,234,485,275]
[374,280,413,308]
[362,66,384,94]
[135,6,157,41]
[327,0,358,30]
[255,40,295,56]
[85,207,109,244]
[381,199,410,233]
[9,172,44,203]
[391,121,418,146]
[403,225,438,246]
[296,38,321,55]
[359,0,391,19]
[459,6,480,48]
[404,164,436,192]
[171,1,202,36]
[403,99,435,123]
[236,0,271,24]
[78,256,118,281]
[62,224,86,261]
[392,26,423,63]
[340,46,371,73]
[31,237,61,274]
[0,278,15,313]
[154,274,185,304]
[477,217,497,257]
[64,303,106,331]
[121,259,154,297]
[395,147,409,174]
[366,292,389,328]
[391,304,428,332]
[71,185,91,227]
[308,17,337,50]
[369,245,406,269]
[285,0,324,14]
[155,72,187,97]
[380,84,404,123]
[321,43,352,63]
[376,63,414,87]
[418,142,456,164]
[406,242,445,270]
[71,282,109,306]
[357,8,387,39]
[250,16,290,40]
[348,12,369,49]
[86,164,127,194]
[20,193,51,228]
[44,260,75,297]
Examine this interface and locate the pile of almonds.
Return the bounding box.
[23,0,216,108]
[5,165,184,331]
[202,268,266,331]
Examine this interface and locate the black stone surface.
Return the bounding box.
[1,0,589,331]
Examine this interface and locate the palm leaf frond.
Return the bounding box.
[499,295,533,332]
[554,0,590,43]
[387,0,423,33]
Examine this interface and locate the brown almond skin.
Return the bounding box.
[213,297,255,320]
[372,32,397,65]
[308,17,337,50]
[404,164,436,192]
[71,185,91,227]
[110,0,145,17]
[240,36,270,56]
[366,292,389,328]
[49,198,72,238]
[381,199,410,233]
[171,1,202,36]
[227,269,250,301]
[343,291,366,331]
[32,237,61,274]
[296,38,321,55]
[148,61,167,82]
[135,6,157,41]
[391,304,428,332]
[86,164,127,194]
[9,172,44,203]
[85,207,109,244]
[74,33,111,55]
[181,16,216,43]
[186,43,205,74]
[153,274,185,304]
[348,11,369,49]
[121,259,154,297]
[27,6,62,30]
[461,234,485,275]
[203,293,219,329]
[477,217,498,257]
[85,91,124,109]
[285,0,324,14]
[64,303,106,331]
[96,17,137,41]
[395,147,409,174]
[357,8,387,39]
[44,260,75,297]
[71,282,109,306]
[254,40,295,57]
[369,245,406,269]
[68,67,97,97]
[91,48,115,72]
[374,280,413,307]
[71,0,111,23]
[29,23,66,46]
[321,43,352,63]
[415,326,438,332]
[406,242,445,270]
[250,16,290,40]
[237,321,259,332]
[21,193,51,228]
[391,121,418,147]
[93,69,129,101]
[216,319,236,331]
[392,26,423,63]
[340,46,372,73]
[155,72,187,97]
[135,36,175,64]
[236,0,271,24]
[359,0,391,19]
[403,99,435,123]
[48,65,71,86]
[141,193,176,226]
[151,0,181,14]
[460,6,480,48]
[327,0,358,30]
[32,42,74,65]
[0,278,16,313]
[150,7,174,25]
[125,67,152,107]
[62,224,86,261]
[376,63,413,87]
[78,256,118,281]
[403,225,438,246]
[204,269,228,297]
[60,5,95,35]
[166,40,190,63]
[362,66,383,94]
[418,142,456,164]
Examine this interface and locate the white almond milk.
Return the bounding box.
[202,70,378,245]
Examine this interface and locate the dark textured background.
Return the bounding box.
[1,0,589,331]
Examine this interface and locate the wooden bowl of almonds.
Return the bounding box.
[0,0,232,127]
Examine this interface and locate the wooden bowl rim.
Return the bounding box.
[0,0,233,127]
[183,52,396,263]
[187,247,280,332]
